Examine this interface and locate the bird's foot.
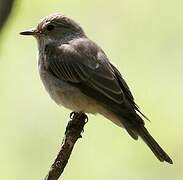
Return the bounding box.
[70,111,88,123]
[66,111,88,137]
[69,111,77,119]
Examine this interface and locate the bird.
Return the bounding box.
[20,13,173,164]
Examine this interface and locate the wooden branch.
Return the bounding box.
[44,112,88,180]
[0,0,14,32]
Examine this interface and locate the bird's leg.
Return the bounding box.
[66,111,88,137]
[66,111,79,133]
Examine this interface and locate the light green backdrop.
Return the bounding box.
[0,0,182,179]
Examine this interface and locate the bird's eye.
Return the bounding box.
[46,24,55,31]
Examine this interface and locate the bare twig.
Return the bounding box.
[45,112,88,180]
[0,0,14,32]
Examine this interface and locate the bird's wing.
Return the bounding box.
[45,38,125,106]
[110,63,149,120]
[45,38,146,139]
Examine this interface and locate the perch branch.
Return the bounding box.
[45,112,88,180]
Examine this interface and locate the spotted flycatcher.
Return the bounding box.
[20,13,172,164]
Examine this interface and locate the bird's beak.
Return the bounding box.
[20,28,37,36]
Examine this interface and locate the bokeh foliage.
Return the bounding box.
[0,0,182,179]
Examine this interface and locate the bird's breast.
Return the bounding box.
[38,60,101,114]
[38,55,123,127]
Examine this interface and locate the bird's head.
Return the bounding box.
[20,13,85,44]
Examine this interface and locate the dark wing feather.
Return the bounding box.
[45,40,124,105]
[110,63,149,120]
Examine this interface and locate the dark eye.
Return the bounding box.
[46,24,55,31]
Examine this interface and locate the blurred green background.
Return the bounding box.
[0,0,182,179]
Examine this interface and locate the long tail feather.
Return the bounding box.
[137,126,173,164]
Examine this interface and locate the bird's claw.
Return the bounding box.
[84,116,89,124]
[70,111,77,119]
[68,111,89,137]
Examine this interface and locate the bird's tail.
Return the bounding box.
[136,125,173,164]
